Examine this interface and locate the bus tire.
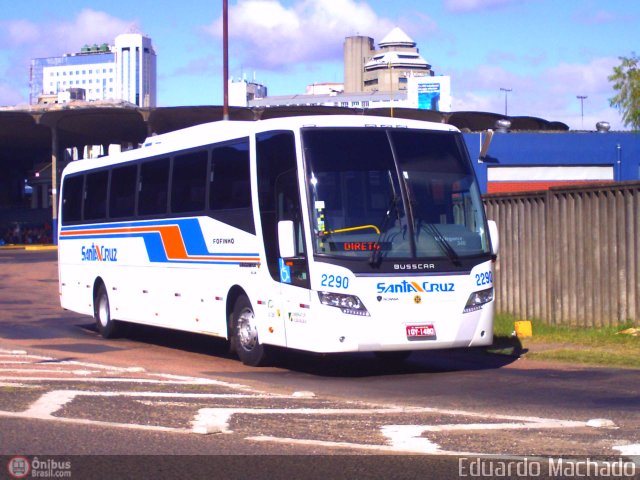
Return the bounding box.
[94,283,119,339]
[231,295,269,366]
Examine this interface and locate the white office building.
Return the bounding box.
[30,33,156,107]
[114,34,156,107]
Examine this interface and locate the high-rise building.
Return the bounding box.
[343,35,375,93]
[114,34,157,107]
[344,27,433,94]
[30,33,156,107]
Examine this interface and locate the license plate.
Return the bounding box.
[406,324,436,340]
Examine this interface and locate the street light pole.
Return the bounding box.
[222,0,229,121]
[576,95,587,129]
[500,88,512,116]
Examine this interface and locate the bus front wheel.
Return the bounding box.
[94,284,119,339]
[231,295,269,367]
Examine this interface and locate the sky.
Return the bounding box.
[0,0,637,130]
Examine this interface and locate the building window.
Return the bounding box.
[352,101,360,106]
[341,102,349,107]
[363,101,369,107]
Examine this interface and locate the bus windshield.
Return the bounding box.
[302,127,491,263]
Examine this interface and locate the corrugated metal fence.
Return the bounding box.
[484,181,640,327]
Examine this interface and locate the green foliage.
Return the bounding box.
[608,53,640,130]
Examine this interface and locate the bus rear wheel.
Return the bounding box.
[231,295,269,367]
[94,283,119,339]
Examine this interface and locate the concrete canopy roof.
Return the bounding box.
[38,107,148,148]
[0,104,568,169]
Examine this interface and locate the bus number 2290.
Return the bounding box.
[320,274,349,289]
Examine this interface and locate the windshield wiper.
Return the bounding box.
[421,223,462,266]
[369,193,401,266]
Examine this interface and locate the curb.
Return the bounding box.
[0,245,57,251]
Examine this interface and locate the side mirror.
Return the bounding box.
[278,220,296,258]
[487,220,499,256]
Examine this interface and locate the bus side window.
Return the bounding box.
[109,164,137,219]
[171,150,207,214]
[208,138,254,234]
[138,157,170,216]
[61,175,84,225]
[83,170,108,221]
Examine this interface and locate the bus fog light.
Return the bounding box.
[463,287,493,313]
[318,291,370,316]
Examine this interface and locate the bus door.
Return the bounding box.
[257,131,311,348]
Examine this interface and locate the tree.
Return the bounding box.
[608,53,640,130]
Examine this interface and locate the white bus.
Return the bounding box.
[58,115,498,366]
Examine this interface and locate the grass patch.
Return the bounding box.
[492,313,640,368]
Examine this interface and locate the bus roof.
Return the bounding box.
[61,114,459,175]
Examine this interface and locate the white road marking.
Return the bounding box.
[22,390,78,418]
[0,350,28,356]
[248,435,405,453]
[0,348,635,456]
[614,444,640,455]
[0,382,32,388]
[192,407,405,434]
[0,376,230,385]
[0,368,100,375]
[380,425,441,453]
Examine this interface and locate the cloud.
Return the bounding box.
[207,0,396,70]
[0,9,139,106]
[50,9,140,52]
[450,56,623,129]
[1,9,138,56]
[2,20,40,47]
[444,0,517,13]
[546,57,618,95]
[572,7,619,25]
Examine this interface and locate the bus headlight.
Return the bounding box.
[318,291,370,316]
[463,287,494,313]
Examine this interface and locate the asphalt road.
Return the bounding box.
[1,248,639,479]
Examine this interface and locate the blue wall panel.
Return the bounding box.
[463,132,640,193]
